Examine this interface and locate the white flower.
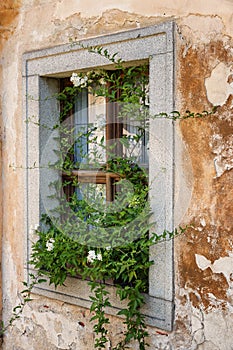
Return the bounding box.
[46,238,55,252]
[87,250,96,263]
[105,246,111,251]
[96,253,102,261]
[34,224,40,232]
[70,73,88,87]
[87,250,102,263]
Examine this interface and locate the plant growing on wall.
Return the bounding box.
[31,46,216,350]
[1,46,216,349]
[31,48,159,349]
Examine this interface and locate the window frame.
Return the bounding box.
[23,21,175,331]
[61,69,149,203]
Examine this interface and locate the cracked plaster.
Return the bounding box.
[1,1,233,350]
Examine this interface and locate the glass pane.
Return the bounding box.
[122,120,149,165]
[74,90,106,168]
[88,93,106,164]
[78,183,106,203]
[74,89,88,165]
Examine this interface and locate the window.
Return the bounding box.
[61,66,149,206]
[23,21,175,330]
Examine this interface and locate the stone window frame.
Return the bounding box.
[23,21,175,331]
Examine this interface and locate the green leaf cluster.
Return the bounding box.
[1,44,216,349]
[29,46,190,349]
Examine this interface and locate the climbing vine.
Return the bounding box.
[1,46,216,349]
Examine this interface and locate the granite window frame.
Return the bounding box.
[23,21,176,331]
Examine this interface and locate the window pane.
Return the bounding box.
[74,89,88,165]
[74,90,106,167]
[78,183,106,202]
[88,93,106,164]
[122,120,149,165]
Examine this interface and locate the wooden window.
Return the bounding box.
[60,68,149,205]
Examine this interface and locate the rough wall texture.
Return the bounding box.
[0,2,22,349]
[0,0,233,349]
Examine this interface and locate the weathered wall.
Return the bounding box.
[0,1,22,349]
[0,0,232,349]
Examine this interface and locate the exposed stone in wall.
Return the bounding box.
[3,298,96,350]
[210,99,233,178]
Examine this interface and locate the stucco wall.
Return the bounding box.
[0,0,233,349]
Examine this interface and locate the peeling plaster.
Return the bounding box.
[211,133,233,177]
[195,253,233,284]
[205,62,233,106]
[180,14,225,45]
[1,1,233,350]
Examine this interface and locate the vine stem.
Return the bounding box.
[0,273,46,337]
[89,281,111,349]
